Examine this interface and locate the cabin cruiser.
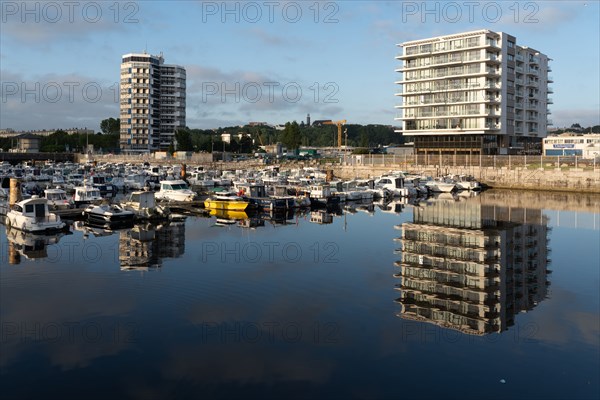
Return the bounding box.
[424,178,456,193]
[82,204,135,225]
[87,175,116,196]
[235,183,285,211]
[121,190,170,220]
[73,186,103,206]
[374,175,410,197]
[5,196,66,233]
[309,184,341,208]
[453,175,481,191]
[43,188,73,210]
[155,180,197,202]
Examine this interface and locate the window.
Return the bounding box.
[25,204,34,213]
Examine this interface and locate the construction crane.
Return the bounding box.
[323,119,346,148]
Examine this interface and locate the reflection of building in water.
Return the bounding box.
[395,199,550,335]
[4,227,67,264]
[119,220,186,270]
[310,210,333,224]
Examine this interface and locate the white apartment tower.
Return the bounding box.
[120,53,186,153]
[395,30,552,155]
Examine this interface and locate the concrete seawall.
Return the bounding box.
[334,165,600,194]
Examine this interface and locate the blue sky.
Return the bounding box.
[1,1,599,131]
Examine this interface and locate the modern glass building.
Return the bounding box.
[120,53,186,153]
[395,30,552,155]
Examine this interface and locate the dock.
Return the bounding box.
[157,200,211,216]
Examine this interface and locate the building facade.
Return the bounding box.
[120,53,186,153]
[395,30,552,155]
[543,133,600,158]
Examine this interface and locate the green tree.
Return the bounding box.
[281,121,301,150]
[175,128,194,151]
[239,135,255,153]
[100,118,120,135]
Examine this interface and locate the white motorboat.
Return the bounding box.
[5,196,66,233]
[82,204,135,225]
[453,175,481,191]
[43,188,73,210]
[425,178,456,193]
[155,180,197,202]
[73,185,103,206]
[188,172,215,188]
[375,175,410,197]
[121,190,170,220]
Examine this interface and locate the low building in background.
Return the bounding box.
[543,134,600,158]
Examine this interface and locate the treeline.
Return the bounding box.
[551,124,600,135]
[175,122,404,153]
[0,121,403,154]
[0,131,120,153]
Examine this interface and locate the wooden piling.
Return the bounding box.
[9,178,21,207]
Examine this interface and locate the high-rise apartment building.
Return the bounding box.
[395,30,552,155]
[120,53,186,153]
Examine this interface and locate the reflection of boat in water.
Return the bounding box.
[119,220,186,270]
[73,220,118,238]
[209,208,248,220]
[310,210,333,224]
[375,199,408,214]
[5,226,69,263]
[430,192,458,201]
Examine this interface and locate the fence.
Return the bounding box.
[347,154,599,171]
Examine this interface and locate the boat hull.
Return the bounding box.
[204,199,249,211]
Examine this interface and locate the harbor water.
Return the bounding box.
[1,190,598,399]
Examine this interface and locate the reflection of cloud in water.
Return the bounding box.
[0,269,137,370]
[161,343,335,385]
[527,288,600,348]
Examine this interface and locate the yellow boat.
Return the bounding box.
[204,195,249,211]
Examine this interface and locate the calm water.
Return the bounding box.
[1,190,599,399]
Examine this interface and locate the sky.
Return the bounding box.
[1,0,599,132]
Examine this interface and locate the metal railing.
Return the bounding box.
[345,154,599,171]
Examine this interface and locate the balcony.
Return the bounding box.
[547,76,554,82]
[547,119,553,125]
[547,86,554,93]
[485,124,500,130]
[485,54,501,63]
[547,97,554,104]
[526,80,538,87]
[485,39,499,48]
